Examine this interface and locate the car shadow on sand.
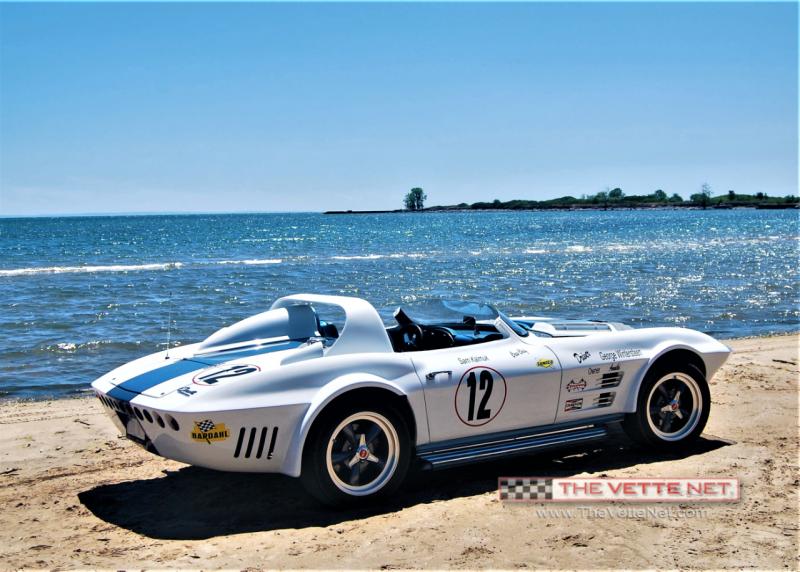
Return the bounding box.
[78,435,733,540]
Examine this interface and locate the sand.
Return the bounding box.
[0,334,797,569]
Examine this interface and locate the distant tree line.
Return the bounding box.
[424,183,798,211]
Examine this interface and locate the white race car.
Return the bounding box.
[92,294,731,505]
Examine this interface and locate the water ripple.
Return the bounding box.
[1,210,797,399]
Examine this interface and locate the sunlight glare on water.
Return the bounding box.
[1,209,797,399]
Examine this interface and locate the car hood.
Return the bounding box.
[101,339,317,399]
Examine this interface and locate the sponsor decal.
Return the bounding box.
[609,362,621,371]
[499,477,740,502]
[566,378,587,392]
[458,355,489,365]
[177,385,197,397]
[454,366,508,426]
[191,420,230,443]
[599,348,643,361]
[537,358,554,368]
[510,348,529,358]
[573,351,591,364]
[587,366,600,375]
[193,364,260,385]
[564,398,583,411]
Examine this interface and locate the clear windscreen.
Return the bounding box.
[395,299,528,337]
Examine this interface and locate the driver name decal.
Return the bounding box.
[599,348,643,361]
[454,366,508,426]
[457,355,489,365]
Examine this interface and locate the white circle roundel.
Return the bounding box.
[192,364,260,386]
[454,366,507,426]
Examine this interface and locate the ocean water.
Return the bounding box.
[1,209,798,400]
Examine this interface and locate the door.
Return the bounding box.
[411,336,563,443]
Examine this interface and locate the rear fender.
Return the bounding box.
[622,340,730,412]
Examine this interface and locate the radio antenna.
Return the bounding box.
[165,291,173,360]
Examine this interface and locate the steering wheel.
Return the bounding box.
[426,326,455,349]
[402,323,425,351]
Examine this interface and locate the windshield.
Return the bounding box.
[396,299,529,337]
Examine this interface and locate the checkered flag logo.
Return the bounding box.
[499,477,553,501]
[195,420,216,432]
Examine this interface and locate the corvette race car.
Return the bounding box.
[92,294,731,505]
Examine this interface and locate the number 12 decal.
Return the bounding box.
[455,366,507,426]
[466,369,493,421]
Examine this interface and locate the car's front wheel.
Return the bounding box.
[623,362,710,451]
[300,401,411,506]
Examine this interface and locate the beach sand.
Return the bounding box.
[0,334,797,569]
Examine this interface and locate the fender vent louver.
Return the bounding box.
[234,426,278,460]
[593,392,616,408]
[598,371,624,388]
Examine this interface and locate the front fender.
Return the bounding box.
[281,373,420,477]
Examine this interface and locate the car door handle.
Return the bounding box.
[425,370,452,381]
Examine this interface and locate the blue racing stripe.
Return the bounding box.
[113,359,207,396]
[107,385,145,402]
[107,339,306,400]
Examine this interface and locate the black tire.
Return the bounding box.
[623,362,710,452]
[300,399,411,507]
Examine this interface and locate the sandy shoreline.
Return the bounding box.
[0,334,797,569]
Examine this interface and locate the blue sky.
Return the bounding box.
[0,2,797,215]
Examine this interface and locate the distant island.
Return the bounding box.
[325,186,799,214]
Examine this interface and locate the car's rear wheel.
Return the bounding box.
[301,400,410,506]
[623,362,710,451]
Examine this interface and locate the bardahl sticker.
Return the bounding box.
[191,420,230,443]
[537,358,554,368]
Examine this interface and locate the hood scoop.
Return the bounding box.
[530,321,613,338]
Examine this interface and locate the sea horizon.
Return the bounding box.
[2,209,798,401]
[4,204,799,220]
